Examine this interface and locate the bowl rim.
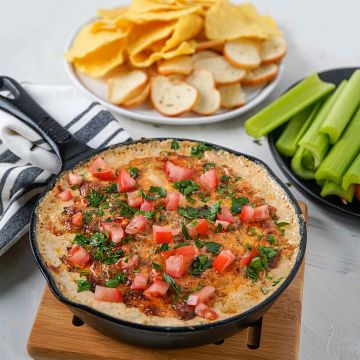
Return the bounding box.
[63,16,284,126]
[30,137,307,333]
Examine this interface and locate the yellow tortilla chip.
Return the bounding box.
[130,40,196,67]
[126,21,176,56]
[65,23,127,61]
[162,14,203,52]
[73,39,126,77]
[205,0,280,40]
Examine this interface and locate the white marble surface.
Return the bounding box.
[0,1,360,359]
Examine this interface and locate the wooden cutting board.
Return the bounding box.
[27,202,307,360]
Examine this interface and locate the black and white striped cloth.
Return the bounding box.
[0,84,131,256]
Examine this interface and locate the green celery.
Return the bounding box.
[299,80,348,168]
[320,69,360,144]
[244,74,335,138]
[315,106,360,184]
[275,104,317,157]
[291,147,315,180]
[342,153,360,191]
[320,180,355,203]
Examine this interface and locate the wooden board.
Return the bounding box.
[27,202,307,360]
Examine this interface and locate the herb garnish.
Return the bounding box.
[191,255,212,275]
[75,279,91,292]
[230,196,250,214]
[171,139,180,151]
[173,179,199,196]
[191,142,211,158]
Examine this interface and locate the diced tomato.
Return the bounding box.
[240,205,270,222]
[187,286,215,306]
[131,274,148,290]
[115,169,137,192]
[72,212,83,226]
[153,225,173,243]
[94,286,122,303]
[90,156,114,180]
[186,219,209,238]
[239,246,259,267]
[174,245,197,262]
[68,172,83,186]
[125,215,147,234]
[144,280,170,299]
[355,185,360,201]
[102,222,124,243]
[127,191,143,208]
[165,191,181,210]
[214,220,230,231]
[166,255,186,278]
[216,205,234,224]
[68,244,90,267]
[57,189,73,202]
[75,198,89,207]
[194,303,218,320]
[200,169,218,190]
[140,200,154,212]
[212,249,235,273]
[165,161,194,182]
[118,254,139,271]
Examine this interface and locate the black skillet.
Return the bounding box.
[268,67,360,218]
[0,76,307,349]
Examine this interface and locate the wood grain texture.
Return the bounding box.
[27,202,307,360]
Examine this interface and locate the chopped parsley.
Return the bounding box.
[173,179,199,196]
[203,162,216,171]
[191,142,211,158]
[191,255,212,275]
[230,196,250,214]
[129,167,139,178]
[75,279,91,292]
[171,139,180,151]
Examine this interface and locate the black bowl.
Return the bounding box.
[268,67,360,218]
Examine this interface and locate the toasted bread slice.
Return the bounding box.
[242,63,279,85]
[122,83,150,108]
[157,55,193,75]
[192,50,219,64]
[185,70,220,115]
[218,83,245,109]
[260,36,287,64]
[151,76,198,116]
[224,39,261,69]
[196,39,225,52]
[193,56,246,85]
[108,70,147,105]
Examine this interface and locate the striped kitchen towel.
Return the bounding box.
[0,84,131,256]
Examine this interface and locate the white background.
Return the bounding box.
[0,1,360,359]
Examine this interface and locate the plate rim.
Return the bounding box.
[268,67,360,218]
[63,16,284,126]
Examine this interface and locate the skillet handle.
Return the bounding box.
[0,76,91,167]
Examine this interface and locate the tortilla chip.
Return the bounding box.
[130,40,196,67]
[126,21,176,56]
[65,23,127,61]
[205,0,280,40]
[73,39,126,77]
[162,14,203,52]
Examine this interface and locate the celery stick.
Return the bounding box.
[342,153,360,191]
[299,80,348,168]
[315,106,360,184]
[320,180,355,203]
[291,147,315,180]
[275,104,317,157]
[244,73,335,138]
[320,69,360,144]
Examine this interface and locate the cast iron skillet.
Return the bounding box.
[0,76,307,349]
[268,67,360,218]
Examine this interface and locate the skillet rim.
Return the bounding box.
[29,137,307,333]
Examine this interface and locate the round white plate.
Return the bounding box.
[64,19,284,126]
